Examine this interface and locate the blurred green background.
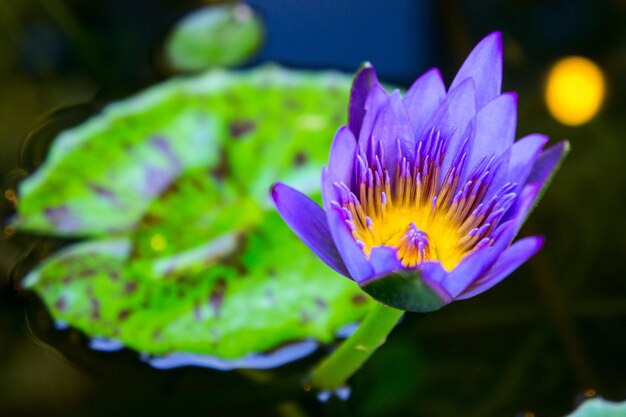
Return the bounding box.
[1,0,626,416]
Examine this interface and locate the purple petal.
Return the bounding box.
[466,92,518,175]
[321,167,336,211]
[327,206,374,282]
[403,68,447,139]
[328,126,357,187]
[503,140,570,225]
[418,261,449,285]
[440,248,499,298]
[370,90,415,176]
[271,183,349,277]
[456,236,544,300]
[484,147,512,202]
[527,140,570,186]
[426,78,477,179]
[348,63,380,137]
[441,221,516,297]
[502,184,540,231]
[450,31,503,109]
[357,83,389,147]
[508,133,549,192]
[369,246,403,276]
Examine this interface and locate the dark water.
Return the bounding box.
[2,1,626,416]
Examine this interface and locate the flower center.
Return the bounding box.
[332,129,517,271]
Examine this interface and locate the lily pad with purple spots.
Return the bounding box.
[22,212,373,362]
[15,65,352,236]
[128,168,264,278]
[18,65,373,366]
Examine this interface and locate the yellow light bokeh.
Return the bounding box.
[150,234,167,252]
[546,56,605,126]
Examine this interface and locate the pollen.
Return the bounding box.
[332,129,516,271]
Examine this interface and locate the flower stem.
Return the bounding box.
[309,302,404,391]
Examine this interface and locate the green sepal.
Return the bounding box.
[359,270,451,313]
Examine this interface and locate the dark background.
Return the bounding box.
[1,0,626,416]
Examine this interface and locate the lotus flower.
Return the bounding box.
[271,32,568,312]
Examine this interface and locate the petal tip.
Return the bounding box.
[390,89,403,100]
[449,76,477,97]
[504,91,518,102]
[419,67,445,84]
[526,235,546,256]
[476,31,503,57]
[528,133,550,149]
[429,66,444,78]
[485,31,503,46]
[270,181,296,205]
[269,181,283,202]
[271,182,307,213]
[452,31,503,108]
[358,61,374,71]
[349,63,382,136]
[335,124,353,136]
[353,63,378,84]
[353,61,378,82]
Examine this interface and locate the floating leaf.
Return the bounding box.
[128,168,264,278]
[164,3,264,71]
[23,212,372,361]
[566,398,626,417]
[19,65,373,365]
[16,106,222,236]
[16,66,352,236]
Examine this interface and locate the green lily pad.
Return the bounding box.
[567,398,626,417]
[15,65,352,236]
[128,168,264,278]
[19,65,373,365]
[23,211,372,360]
[164,3,264,71]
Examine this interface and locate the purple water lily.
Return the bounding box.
[271,32,568,312]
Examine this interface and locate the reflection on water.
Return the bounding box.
[146,340,319,371]
[335,322,359,339]
[88,337,125,352]
[316,386,352,403]
[53,319,70,330]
